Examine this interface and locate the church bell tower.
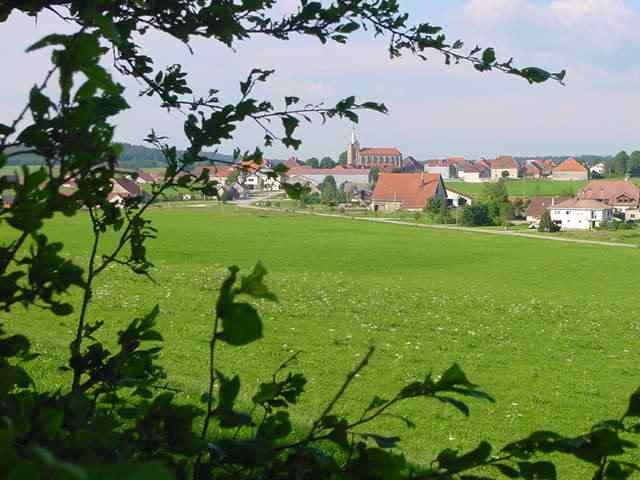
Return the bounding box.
[346,127,361,167]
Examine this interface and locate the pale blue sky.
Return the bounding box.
[2,0,640,160]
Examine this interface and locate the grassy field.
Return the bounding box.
[445,179,588,197]
[4,205,640,477]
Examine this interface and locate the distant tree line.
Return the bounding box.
[5,142,235,169]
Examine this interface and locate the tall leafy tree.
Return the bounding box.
[611,151,630,176]
[319,156,336,169]
[629,151,640,176]
[338,150,348,165]
[320,175,338,204]
[305,157,320,168]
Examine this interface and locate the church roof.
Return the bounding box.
[360,147,401,156]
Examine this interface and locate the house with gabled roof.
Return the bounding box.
[490,156,520,180]
[524,196,571,223]
[552,158,589,181]
[371,173,446,212]
[550,199,613,230]
[577,179,640,211]
[424,159,457,179]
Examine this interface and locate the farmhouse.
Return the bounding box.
[445,187,473,207]
[490,156,519,180]
[456,161,490,183]
[134,169,159,184]
[552,158,589,181]
[424,159,457,179]
[112,177,142,198]
[577,179,640,211]
[371,173,445,212]
[524,196,571,223]
[192,165,235,185]
[550,199,613,230]
[523,163,542,179]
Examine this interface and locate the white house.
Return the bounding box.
[445,188,473,207]
[550,199,613,230]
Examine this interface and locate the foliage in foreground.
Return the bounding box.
[2,1,639,479]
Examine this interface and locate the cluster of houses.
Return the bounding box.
[424,156,589,182]
[525,179,640,230]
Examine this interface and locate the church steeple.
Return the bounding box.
[347,126,361,167]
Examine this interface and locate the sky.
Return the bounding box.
[1,0,640,160]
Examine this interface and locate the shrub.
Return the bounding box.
[461,204,493,226]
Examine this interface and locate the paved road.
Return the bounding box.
[240,205,638,249]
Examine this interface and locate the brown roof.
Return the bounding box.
[525,196,571,218]
[553,198,612,210]
[360,147,401,157]
[372,173,441,209]
[554,158,587,172]
[114,178,142,197]
[457,160,482,173]
[491,156,518,170]
[525,164,542,176]
[578,180,640,206]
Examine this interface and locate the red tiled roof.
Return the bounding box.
[372,173,441,209]
[578,180,640,205]
[491,156,518,170]
[553,198,612,209]
[525,196,571,218]
[448,156,465,163]
[553,158,587,172]
[360,147,401,156]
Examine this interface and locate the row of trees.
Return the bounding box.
[609,150,640,176]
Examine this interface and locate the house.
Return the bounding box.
[134,169,159,184]
[112,177,143,198]
[192,165,235,185]
[552,158,589,181]
[524,196,571,224]
[424,160,457,180]
[590,162,608,176]
[445,188,473,208]
[532,159,555,177]
[402,156,423,172]
[523,163,542,179]
[282,174,321,194]
[457,161,490,183]
[370,173,446,212]
[550,199,613,230]
[490,156,519,180]
[577,179,640,212]
[346,130,403,168]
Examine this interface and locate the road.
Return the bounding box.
[238,204,638,249]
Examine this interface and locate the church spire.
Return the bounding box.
[351,125,358,144]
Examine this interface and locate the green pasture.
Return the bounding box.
[445,180,589,197]
[4,205,640,477]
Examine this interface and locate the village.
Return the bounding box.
[2,131,637,233]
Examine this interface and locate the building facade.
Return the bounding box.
[371,173,446,212]
[550,199,613,230]
[552,158,589,181]
[346,130,402,168]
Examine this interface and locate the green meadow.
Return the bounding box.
[445,179,588,197]
[4,205,640,477]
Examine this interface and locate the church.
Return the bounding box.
[346,130,403,168]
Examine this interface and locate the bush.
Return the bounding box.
[460,203,493,226]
